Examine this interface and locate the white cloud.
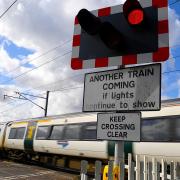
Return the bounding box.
[0,44,20,73]
[0,0,125,50]
[48,88,83,116]
[0,0,179,121]
[161,95,170,100]
[0,0,125,121]
[169,8,180,47]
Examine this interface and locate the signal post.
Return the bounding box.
[71,0,169,179]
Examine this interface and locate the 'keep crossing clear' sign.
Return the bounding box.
[83,63,161,112]
[97,113,141,141]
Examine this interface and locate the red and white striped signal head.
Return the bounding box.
[71,0,169,70]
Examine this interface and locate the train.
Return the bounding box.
[0,100,180,171]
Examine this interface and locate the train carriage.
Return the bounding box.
[1,100,180,170]
[2,113,117,169]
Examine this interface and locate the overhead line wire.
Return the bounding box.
[8,53,180,95]
[2,57,180,114]
[0,86,81,114]
[0,85,82,115]
[2,43,180,88]
[5,39,71,76]
[0,98,34,114]
[49,66,180,92]
[18,53,180,92]
[2,66,180,115]
[31,73,84,90]
[51,85,83,92]
[1,50,72,84]
[3,42,180,81]
[0,92,46,114]
[1,48,180,110]
[0,0,18,19]
[1,52,180,94]
[170,0,180,5]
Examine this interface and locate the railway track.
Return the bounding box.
[0,158,82,180]
[0,157,95,180]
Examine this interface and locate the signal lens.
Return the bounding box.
[77,9,101,35]
[123,0,144,26]
[128,9,144,25]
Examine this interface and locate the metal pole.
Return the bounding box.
[113,65,125,180]
[44,91,49,117]
[114,142,124,166]
[114,141,124,180]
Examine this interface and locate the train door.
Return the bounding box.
[24,121,37,151]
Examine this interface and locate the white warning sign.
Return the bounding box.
[83,63,161,112]
[97,113,141,141]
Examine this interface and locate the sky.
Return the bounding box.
[0,0,179,122]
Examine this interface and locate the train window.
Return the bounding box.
[50,125,64,140]
[36,126,50,140]
[9,127,25,139]
[9,128,17,139]
[16,127,25,139]
[141,118,171,141]
[64,124,81,140]
[175,117,180,140]
[82,124,97,140]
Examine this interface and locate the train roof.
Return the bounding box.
[142,98,180,118]
[5,112,97,124]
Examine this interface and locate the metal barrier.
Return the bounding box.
[80,153,180,180]
[81,160,88,180]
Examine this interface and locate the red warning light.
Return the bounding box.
[123,0,144,26]
[128,9,144,25]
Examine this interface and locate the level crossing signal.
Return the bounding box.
[71,0,169,70]
[123,0,144,25]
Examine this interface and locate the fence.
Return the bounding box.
[80,154,180,180]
